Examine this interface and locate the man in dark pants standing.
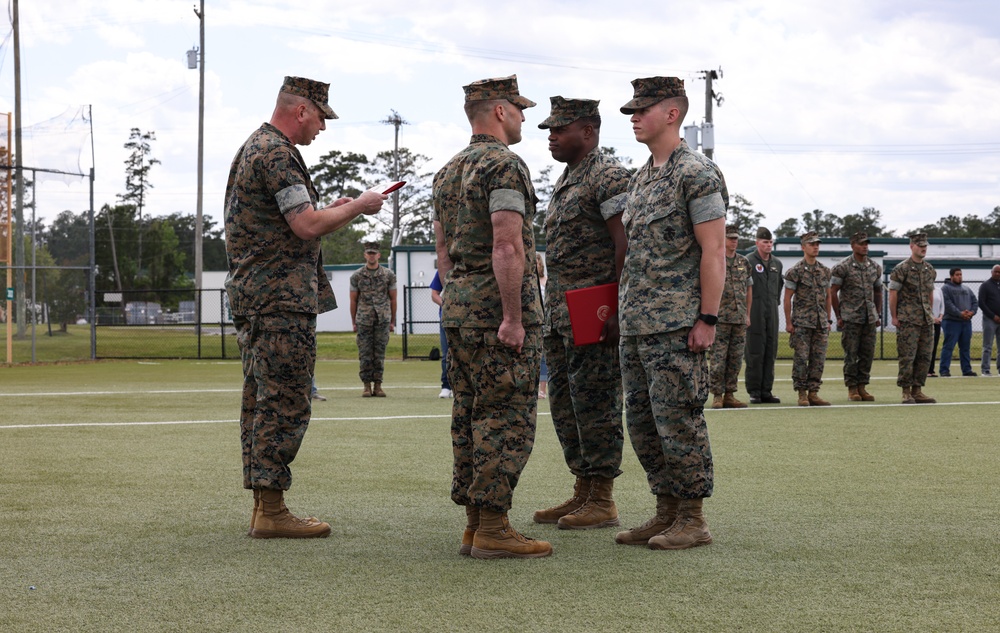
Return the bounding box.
[744,226,783,403]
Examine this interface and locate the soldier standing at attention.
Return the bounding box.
[225,76,386,538]
[350,241,397,397]
[888,233,937,404]
[784,231,833,406]
[744,227,783,404]
[433,75,551,559]
[530,97,630,531]
[830,231,882,402]
[710,225,753,409]
[613,76,726,551]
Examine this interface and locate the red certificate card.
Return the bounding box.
[565,283,618,346]
[376,180,406,194]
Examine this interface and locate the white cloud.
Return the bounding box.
[3,0,998,239]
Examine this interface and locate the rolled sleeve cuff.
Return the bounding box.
[600,192,626,221]
[888,280,903,291]
[785,279,798,291]
[489,189,526,215]
[276,184,311,214]
[689,191,727,224]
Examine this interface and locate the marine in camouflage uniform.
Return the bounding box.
[889,233,937,404]
[350,241,397,396]
[225,76,385,538]
[830,231,883,401]
[709,225,753,409]
[783,232,833,406]
[530,97,630,530]
[614,77,727,552]
[432,75,551,559]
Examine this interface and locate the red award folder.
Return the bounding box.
[565,283,618,346]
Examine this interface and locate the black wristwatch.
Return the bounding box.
[698,313,719,326]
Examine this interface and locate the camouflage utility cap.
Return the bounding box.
[280,76,338,120]
[756,226,773,240]
[726,225,740,239]
[850,231,870,244]
[463,74,536,109]
[364,241,381,253]
[910,232,929,247]
[800,231,821,245]
[620,76,685,114]
[538,96,600,129]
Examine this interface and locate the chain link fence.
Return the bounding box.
[95,289,235,359]
[401,285,441,359]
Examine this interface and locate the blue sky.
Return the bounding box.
[2,0,998,238]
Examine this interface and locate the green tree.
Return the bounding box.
[363,148,435,247]
[775,217,801,238]
[118,128,160,274]
[46,210,91,266]
[310,150,368,203]
[841,207,894,238]
[159,212,227,273]
[726,194,765,247]
[916,207,1000,238]
[801,208,843,237]
[140,219,188,297]
[95,203,139,291]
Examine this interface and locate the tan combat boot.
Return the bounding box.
[797,390,810,407]
[711,394,724,409]
[857,385,875,401]
[533,477,590,524]
[558,477,619,530]
[373,382,386,397]
[647,498,713,550]
[848,386,862,402]
[808,391,831,406]
[911,386,936,404]
[248,488,320,536]
[460,506,479,556]
[615,495,678,546]
[901,387,916,404]
[471,509,553,559]
[362,382,372,398]
[250,489,331,539]
[723,392,748,408]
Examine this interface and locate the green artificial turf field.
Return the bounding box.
[2,359,998,632]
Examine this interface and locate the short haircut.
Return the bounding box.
[277,91,310,111]
[949,267,962,276]
[577,115,602,130]
[464,99,506,123]
[663,96,689,124]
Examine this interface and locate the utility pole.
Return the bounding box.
[192,1,205,296]
[380,110,408,257]
[699,68,724,160]
[13,0,25,337]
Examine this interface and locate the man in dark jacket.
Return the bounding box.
[744,227,783,403]
[939,267,978,377]
[978,264,1000,375]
